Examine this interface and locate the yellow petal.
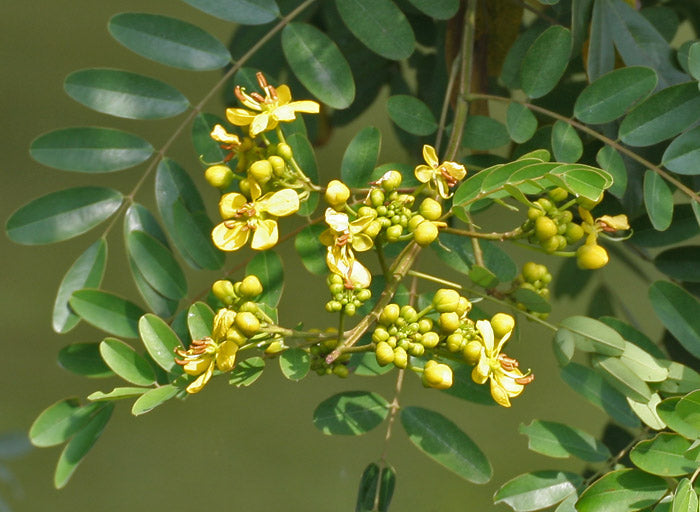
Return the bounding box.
[476,320,495,354]
[250,113,271,136]
[348,259,372,288]
[414,165,434,184]
[273,104,297,122]
[212,310,236,341]
[251,219,279,250]
[352,233,374,252]
[436,177,452,199]
[276,84,292,104]
[319,229,335,247]
[578,207,594,226]
[422,144,439,167]
[497,371,525,396]
[210,124,240,145]
[442,161,466,180]
[216,340,238,372]
[186,360,215,394]
[289,100,320,114]
[471,356,489,385]
[182,354,212,376]
[597,214,630,231]
[263,188,300,217]
[226,108,256,126]
[325,208,350,232]
[490,379,512,407]
[212,221,249,251]
[349,215,374,234]
[219,192,247,219]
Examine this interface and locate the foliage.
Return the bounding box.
[7,0,700,509]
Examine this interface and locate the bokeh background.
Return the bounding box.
[2,1,662,510]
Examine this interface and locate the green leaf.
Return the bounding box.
[592,354,652,402]
[676,390,700,432]
[630,433,698,476]
[559,316,625,356]
[560,363,640,428]
[551,121,583,163]
[108,13,230,71]
[181,0,279,25]
[469,265,499,288]
[191,113,228,165]
[58,343,113,378]
[335,0,414,60]
[673,478,698,512]
[128,259,178,319]
[660,362,700,395]
[356,462,380,512]
[575,66,657,124]
[313,391,389,435]
[689,42,700,81]
[548,167,609,201]
[99,338,155,386]
[131,385,179,416]
[124,203,168,247]
[64,68,189,119]
[187,302,214,341]
[400,406,492,484]
[661,126,700,175]
[520,26,572,99]
[433,232,517,282]
[30,127,153,173]
[441,363,496,406]
[54,403,113,489]
[406,0,458,19]
[587,0,614,81]
[619,83,700,147]
[462,116,510,151]
[29,399,102,448]
[341,127,381,188]
[506,103,538,144]
[513,288,551,314]
[599,316,665,359]
[279,348,310,381]
[494,471,582,512]
[644,171,673,232]
[656,397,700,439]
[287,133,319,216]
[52,239,107,333]
[386,95,437,136]
[655,246,700,283]
[351,351,394,377]
[627,393,665,430]
[575,469,667,512]
[127,230,187,300]
[229,357,265,387]
[282,23,355,109]
[69,290,144,339]
[139,314,183,373]
[295,224,327,275]
[553,329,576,366]
[632,204,700,248]
[88,387,147,402]
[246,251,283,308]
[519,420,611,462]
[595,146,627,198]
[619,342,668,382]
[649,281,700,359]
[7,187,122,245]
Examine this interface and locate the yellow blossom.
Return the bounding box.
[320,208,374,288]
[212,187,299,252]
[226,72,320,136]
[471,319,533,407]
[414,144,466,199]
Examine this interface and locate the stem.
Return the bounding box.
[337,311,346,346]
[467,92,700,205]
[434,56,461,155]
[441,225,524,240]
[376,243,390,278]
[380,369,405,461]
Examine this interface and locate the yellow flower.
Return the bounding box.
[471,319,533,407]
[320,208,374,288]
[175,309,239,394]
[414,144,466,199]
[226,72,320,137]
[579,207,630,243]
[212,187,299,251]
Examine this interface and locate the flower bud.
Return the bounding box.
[432,288,460,312]
[227,327,247,346]
[456,296,472,316]
[248,159,273,184]
[277,142,293,160]
[421,331,440,349]
[462,340,482,365]
[235,311,260,338]
[535,216,558,241]
[333,364,349,378]
[265,340,285,354]
[379,304,400,325]
[413,221,439,246]
[400,305,418,323]
[422,362,453,389]
[357,289,372,302]
[268,155,286,176]
[239,275,263,298]
[576,243,609,269]
[324,180,351,208]
[491,313,515,339]
[439,312,461,333]
[565,223,584,245]
[205,165,234,189]
[212,279,235,305]
[393,347,408,369]
[375,342,394,366]
[380,170,403,191]
[547,187,568,203]
[370,189,385,207]
[527,207,544,220]
[418,318,433,333]
[419,198,442,221]
[386,224,403,242]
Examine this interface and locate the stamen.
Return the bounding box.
[234,86,247,104]
[256,72,268,89]
[250,92,265,103]
[515,374,535,385]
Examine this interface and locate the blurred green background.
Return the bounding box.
[2,1,663,510]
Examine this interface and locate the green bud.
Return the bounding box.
[522,262,546,283]
[409,344,425,357]
[379,304,400,325]
[418,318,433,333]
[446,333,464,352]
[547,187,568,203]
[386,224,403,242]
[400,305,418,323]
[432,288,460,312]
[356,289,372,302]
[332,364,349,378]
[535,216,558,241]
[372,327,389,343]
[462,340,482,365]
[248,159,273,184]
[565,222,584,244]
[205,165,234,189]
[420,331,440,348]
[344,303,356,316]
[419,197,442,221]
[277,142,293,160]
[439,312,461,333]
[239,275,263,298]
[491,313,515,338]
[375,342,395,366]
[527,207,544,220]
[381,170,403,191]
[393,347,408,369]
[408,214,426,232]
[211,279,235,305]
[370,189,385,207]
[412,221,438,247]
[235,311,260,338]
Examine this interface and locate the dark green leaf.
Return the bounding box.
[282,23,355,109]
[54,403,113,489]
[630,433,698,476]
[341,127,381,188]
[655,246,700,282]
[387,95,437,136]
[69,290,144,339]
[128,259,178,318]
[575,66,657,124]
[661,126,700,175]
[335,0,414,60]
[30,127,152,172]
[469,265,499,288]
[548,167,609,201]
[191,113,228,165]
[676,390,700,432]
[29,399,102,448]
[644,171,673,231]
[513,288,551,314]
[506,103,537,144]
[295,224,327,276]
[520,26,572,99]
[229,357,265,387]
[131,385,179,416]
[127,230,187,300]
[559,316,625,356]
[400,406,492,484]
[434,232,517,282]
[181,0,279,25]
[575,468,667,512]
[99,338,155,386]
[58,343,113,378]
[462,116,510,151]
[187,302,214,341]
[88,387,147,402]
[591,354,652,402]
[599,318,661,359]
[279,348,310,381]
[560,363,640,428]
[587,0,615,81]
[494,471,582,512]
[313,391,389,435]
[287,133,318,216]
[619,83,700,147]
[519,420,610,462]
[64,69,189,119]
[407,0,458,19]
[378,466,395,512]
[649,281,700,359]
[632,204,700,248]
[551,123,582,164]
[441,363,496,406]
[53,239,107,333]
[595,146,627,198]
[689,42,700,81]
[356,462,380,512]
[7,187,122,245]
[246,251,283,308]
[139,314,183,373]
[124,203,168,247]
[108,13,231,70]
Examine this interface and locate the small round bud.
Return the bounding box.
[375,341,395,366]
[333,365,349,378]
[227,327,247,346]
[205,165,234,189]
[446,333,464,352]
[547,187,568,203]
[365,220,382,239]
[527,207,544,220]
[277,142,293,160]
[491,313,515,339]
[370,189,385,207]
[324,180,351,208]
[456,297,472,317]
[357,289,372,302]
[212,279,235,304]
[268,155,285,176]
[432,289,460,313]
[235,311,260,338]
[422,362,453,389]
[540,236,560,253]
[265,340,285,354]
[522,262,546,283]
[372,327,389,343]
[248,159,273,184]
[439,312,461,333]
[386,224,403,242]
[418,318,433,333]
[576,243,609,270]
[239,275,263,298]
[421,331,440,348]
[380,304,400,325]
[560,210,573,223]
[239,301,259,313]
[344,303,356,316]
[565,223,584,244]
[413,221,439,247]
[535,198,554,212]
[535,216,558,242]
[329,283,344,295]
[238,178,251,197]
[419,198,442,221]
[462,340,483,365]
[381,170,403,191]
[408,214,426,232]
[400,305,418,323]
[393,347,408,369]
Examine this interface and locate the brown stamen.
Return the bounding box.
[515,374,535,385]
[250,92,265,103]
[256,72,268,89]
[234,85,247,104]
